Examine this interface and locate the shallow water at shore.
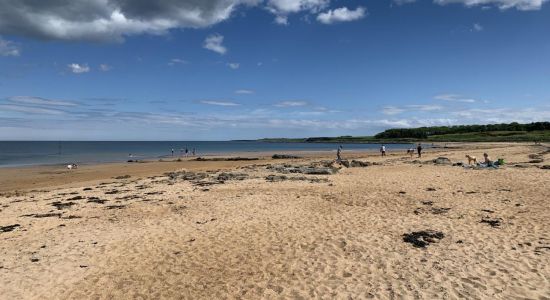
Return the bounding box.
[0,141,414,167]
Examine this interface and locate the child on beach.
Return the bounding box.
[380,145,386,157]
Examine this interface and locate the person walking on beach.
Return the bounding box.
[185,147,189,157]
[171,148,174,156]
[336,145,343,161]
[417,143,423,158]
[380,145,386,157]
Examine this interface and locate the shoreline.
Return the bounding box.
[0,142,538,194]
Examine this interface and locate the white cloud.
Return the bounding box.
[203,34,227,55]
[199,100,240,106]
[317,6,366,24]
[68,63,90,74]
[7,96,78,106]
[235,89,254,94]
[274,100,309,107]
[0,36,19,56]
[433,0,548,10]
[99,64,112,71]
[168,58,188,66]
[267,0,329,24]
[434,94,478,103]
[0,1,260,42]
[473,23,483,31]
[227,62,240,69]
[382,106,405,115]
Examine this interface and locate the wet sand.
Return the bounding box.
[1,143,549,299]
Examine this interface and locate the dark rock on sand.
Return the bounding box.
[0,224,20,233]
[83,188,93,191]
[216,172,249,181]
[67,196,84,200]
[539,165,550,170]
[51,201,77,210]
[106,205,126,209]
[22,213,62,218]
[350,160,372,167]
[403,230,445,248]
[481,217,502,228]
[87,197,108,204]
[433,157,452,165]
[272,154,301,159]
[114,175,131,179]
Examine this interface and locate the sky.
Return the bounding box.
[0,0,549,141]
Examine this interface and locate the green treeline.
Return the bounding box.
[374,122,550,139]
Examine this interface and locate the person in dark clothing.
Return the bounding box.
[417,143,422,158]
[336,145,343,161]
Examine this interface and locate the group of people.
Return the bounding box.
[336,143,424,161]
[171,147,196,157]
[380,143,423,158]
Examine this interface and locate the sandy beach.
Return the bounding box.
[1,142,549,299]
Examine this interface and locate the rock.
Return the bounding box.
[67,196,84,200]
[403,230,445,248]
[540,165,550,170]
[87,197,107,204]
[216,172,248,181]
[339,160,350,168]
[272,154,301,159]
[0,224,20,233]
[83,187,92,191]
[266,175,288,182]
[433,157,452,165]
[426,187,436,191]
[22,213,62,218]
[165,171,209,181]
[51,201,77,210]
[114,175,131,179]
[480,217,502,228]
[529,159,544,163]
[106,205,126,209]
[452,162,464,167]
[350,160,372,167]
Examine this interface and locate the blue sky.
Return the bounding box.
[0,0,549,140]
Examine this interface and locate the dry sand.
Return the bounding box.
[1,143,549,299]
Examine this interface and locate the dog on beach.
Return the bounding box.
[67,163,78,170]
[465,155,477,165]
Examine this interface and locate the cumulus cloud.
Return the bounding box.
[68,63,90,74]
[0,0,262,42]
[227,62,240,69]
[274,100,309,107]
[0,36,20,56]
[199,100,240,106]
[267,0,329,24]
[203,33,227,55]
[317,7,366,24]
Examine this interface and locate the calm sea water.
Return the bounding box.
[0,141,414,167]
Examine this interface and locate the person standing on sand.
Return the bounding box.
[417,143,423,158]
[380,145,386,157]
[185,147,189,157]
[171,148,174,156]
[336,145,343,161]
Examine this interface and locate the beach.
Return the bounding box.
[1,142,549,299]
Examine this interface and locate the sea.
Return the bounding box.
[0,141,415,167]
